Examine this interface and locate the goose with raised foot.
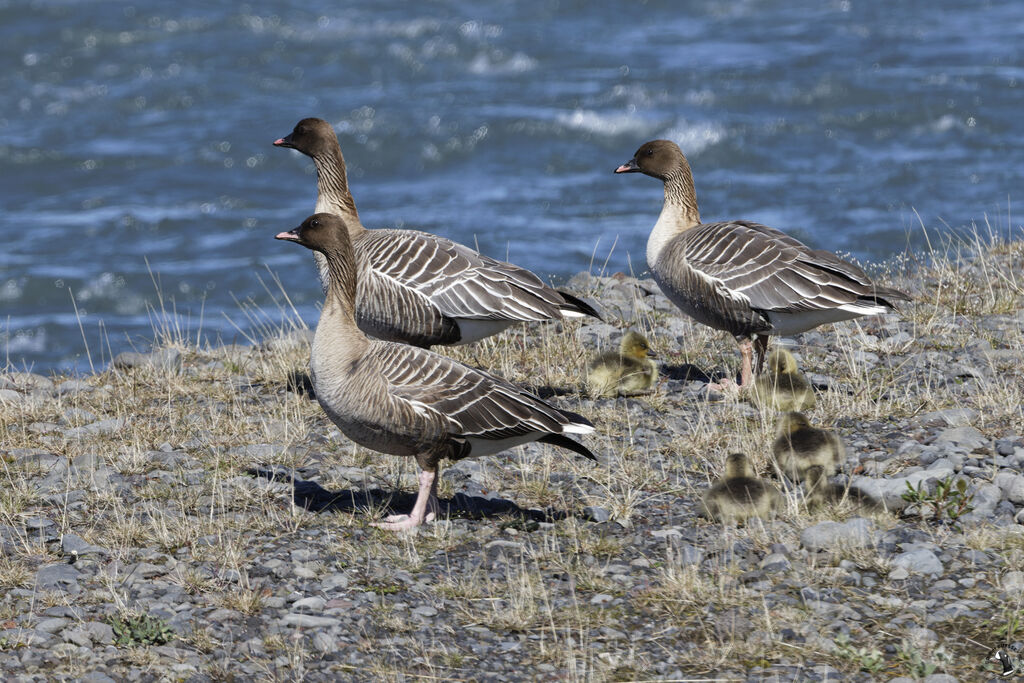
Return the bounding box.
[586,331,658,397]
[274,118,600,347]
[772,411,845,482]
[276,213,597,530]
[751,348,816,412]
[701,453,782,524]
[614,139,909,388]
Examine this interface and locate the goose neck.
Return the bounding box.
[312,149,365,237]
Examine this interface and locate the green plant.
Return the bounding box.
[106,612,175,647]
[833,633,885,673]
[902,476,975,522]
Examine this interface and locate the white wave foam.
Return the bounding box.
[467,51,537,74]
[661,120,727,155]
[2,327,47,354]
[556,109,659,138]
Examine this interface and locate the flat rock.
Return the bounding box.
[280,614,341,629]
[800,518,875,551]
[892,549,943,576]
[933,425,987,450]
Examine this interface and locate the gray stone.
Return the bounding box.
[61,533,108,558]
[0,372,53,391]
[55,379,93,395]
[851,467,955,511]
[921,676,958,683]
[934,425,987,450]
[892,549,943,576]
[85,621,114,645]
[79,673,117,683]
[113,348,182,373]
[760,553,791,572]
[918,407,978,427]
[412,605,438,617]
[312,631,335,653]
[959,483,1001,522]
[1002,571,1024,594]
[36,564,81,592]
[0,389,23,403]
[583,506,610,523]
[995,473,1024,504]
[64,418,125,439]
[280,614,340,628]
[292,596,326,612]
[800,518,875,551]
[33,617,69,633]
[674,543,705,567]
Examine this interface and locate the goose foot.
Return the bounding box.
[372,469,440,532]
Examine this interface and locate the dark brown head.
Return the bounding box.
[614,139,689,181]
[275,213,352,256]
[273,118,339,158]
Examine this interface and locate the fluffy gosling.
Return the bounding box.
[751,348,815,411]
[702,453,783,524]
[772,411,845,481]
[586,331,658,397]
[804,465,884,512]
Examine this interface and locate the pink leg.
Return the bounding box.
[737,337,754,389]
[374,469,440,531]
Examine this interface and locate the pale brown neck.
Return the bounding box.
[312,147,365,236]
[320,243,360,325]
[662,161,701,226]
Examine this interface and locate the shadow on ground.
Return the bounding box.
[248,466,575,525]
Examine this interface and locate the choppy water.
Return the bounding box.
[3,0,1022,372]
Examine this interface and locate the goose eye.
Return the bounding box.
[646,148,655,157]
[311,219,320,228]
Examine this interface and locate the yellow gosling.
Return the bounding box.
[751,348,816,411]
[701,453,783,524]
[586,331,658,398]
[772,411,845,482]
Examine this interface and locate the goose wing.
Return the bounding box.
[360,229,590,321]
[373,343,593,443]
[681,221,906,313]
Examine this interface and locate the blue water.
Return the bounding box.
[2,0,1022,372]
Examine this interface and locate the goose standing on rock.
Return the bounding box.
[274,118,600,347]
[276,213,597,530]
[614,139,910,389]
[586,331,658,397]
[701,453,782,524]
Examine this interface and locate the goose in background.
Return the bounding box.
[772,411,845,482]
[751,348,816,412]
[274,118,600,348]
[701,453,782,524]
[804,465,884,512]
[614,139,909,389]
[586,331,658,397]
[275,213,597,530]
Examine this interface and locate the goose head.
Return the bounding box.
[273,118,338,158]
[723,452,755,479]
[775,411,811,437]
[619,331,654,360]
[275,213,352,255]
[614,139,688,180]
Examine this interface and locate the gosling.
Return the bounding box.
[751,348,815,412]
[804,465,884,512]
[772,411,845,482]
[702,453,783,524]
[586,331,658,397]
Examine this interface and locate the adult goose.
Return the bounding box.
[276,213,597,530]
[614,139,910,388]
[274,118,600,347]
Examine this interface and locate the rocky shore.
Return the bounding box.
[1,237,1023,681]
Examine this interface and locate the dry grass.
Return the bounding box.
[1,221,1023,678]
